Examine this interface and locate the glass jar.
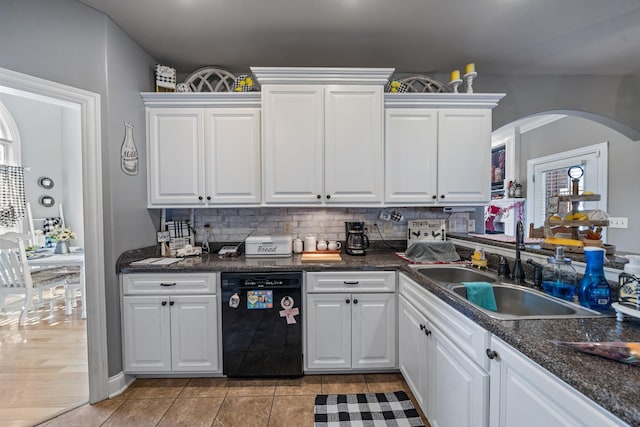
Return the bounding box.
[578,247,612,310]
[542,247,577,301]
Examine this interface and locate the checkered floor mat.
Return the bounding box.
[314,391,424,426]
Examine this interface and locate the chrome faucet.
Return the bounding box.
[512,221,526,284]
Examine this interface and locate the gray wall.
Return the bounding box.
[1,0,639,380]
[0,93,85,246]
[519,115,640,253]
[0,0,157,376]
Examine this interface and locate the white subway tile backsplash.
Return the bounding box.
[164,207,473,243]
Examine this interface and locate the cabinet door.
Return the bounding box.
[430,325,489,427]
[325,85,384,203]
[398,296,430,412]
[122,296,171,372]
[306,293,351,369]
[170,295,219,372]
[204,109,261,204]
[488,336,623,427]
[437,109,492,204]
[147,108,205,205]
[351,293,396,369]
[384,109,438,204]
[263,85,324,203]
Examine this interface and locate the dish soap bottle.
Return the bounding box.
[542,247,577,301]
[578,247,612,310]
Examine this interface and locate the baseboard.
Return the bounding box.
[108,371,135,398]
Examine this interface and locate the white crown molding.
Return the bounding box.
[251,67,395,85]
[141,92,261,108]
[384,92,506,109]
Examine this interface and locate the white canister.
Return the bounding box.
[317,240,328,251]
[304,235,317,252]
[293,238,303,254]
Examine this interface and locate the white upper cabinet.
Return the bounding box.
[254,67,392,205]
[148,108,205,205]
[204,109,261,204]
[384,93,504,206]
[261,85,324,203]
[437,108,492,204]
[143,93,262,207]
[385,108,439,204]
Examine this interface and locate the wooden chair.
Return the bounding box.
[0,233,80,326]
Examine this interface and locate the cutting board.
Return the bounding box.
[301,252,343,263]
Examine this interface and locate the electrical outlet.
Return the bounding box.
[467,219,476,232]
[382,222,390,234]
[608,217,628,228]
[283,222,293,234]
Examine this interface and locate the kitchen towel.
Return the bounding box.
[314,391,424,426]
[404,240,460,263]
[463,282,497,311]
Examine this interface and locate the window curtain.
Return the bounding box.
[0,165,26,227]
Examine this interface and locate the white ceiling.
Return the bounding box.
[78,0,640,76]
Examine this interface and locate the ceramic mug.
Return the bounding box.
[328,241,342,251]
[317,240,328,251]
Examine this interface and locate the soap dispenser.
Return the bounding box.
[542,247,577,301]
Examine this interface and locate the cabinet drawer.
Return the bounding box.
[123,273,216,295]
[399,273,490,371]
[307,271,396,293]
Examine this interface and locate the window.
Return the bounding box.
[0,100,20,166]
[526,142,608,228]
[0,101,22,233]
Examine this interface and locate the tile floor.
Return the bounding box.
[40,374,429,427]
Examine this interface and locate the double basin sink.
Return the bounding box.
[413,265,605,320]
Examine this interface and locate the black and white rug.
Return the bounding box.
[314,391,425,426]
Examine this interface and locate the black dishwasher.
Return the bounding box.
[221,271,303,377]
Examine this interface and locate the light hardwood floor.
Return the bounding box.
[0,296,88,426]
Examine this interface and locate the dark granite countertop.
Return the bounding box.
[117,246,640,425]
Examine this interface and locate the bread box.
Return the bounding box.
[245,235,293,257]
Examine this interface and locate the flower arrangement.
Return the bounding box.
[46,226,77,242]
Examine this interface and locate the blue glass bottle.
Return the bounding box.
[578,247,611,310]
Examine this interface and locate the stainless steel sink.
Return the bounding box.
[415,266,496,284]
[451,283,603,319]
[413,265,606,320]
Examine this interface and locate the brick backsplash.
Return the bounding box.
[166,207,472,244]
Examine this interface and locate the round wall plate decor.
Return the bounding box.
[39,195,55,207]
[38,176,54,189]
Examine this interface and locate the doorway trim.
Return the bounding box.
[0,67,108,402]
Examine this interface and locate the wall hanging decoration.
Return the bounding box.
[396,76,448,93]
[39,195,55,207]
[155,64,177,92]
[38,176,54,189]
[180,67,259,92]
[120,122,139,176]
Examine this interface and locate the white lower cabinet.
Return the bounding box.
[398,293,489,427]
[306,271,396,371]
[488,336,627,427]
[121,273,219,374]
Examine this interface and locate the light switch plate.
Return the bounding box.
[467,219,476,232]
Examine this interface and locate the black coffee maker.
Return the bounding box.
[345,221,370,256]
